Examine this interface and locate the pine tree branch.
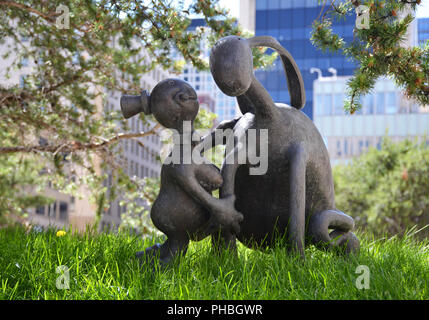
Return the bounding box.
[0,124,161,155]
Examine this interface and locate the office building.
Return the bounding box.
[0,35,98,232]
[179,19,239,123]
[313,73,429,165]
[248,0,357,120]
[0,34,167,232]
[418,17,429,46]
[100,55,169,231]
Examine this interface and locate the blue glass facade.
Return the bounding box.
[418,18,429,46]
[254,0,357,120]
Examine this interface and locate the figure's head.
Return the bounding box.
[210,35,253,97]
[120,79,199,133]
[150,79,199,132]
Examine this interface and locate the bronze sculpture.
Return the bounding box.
[204,36,359,256]
[121,79,243,265]
[120,35,359,265]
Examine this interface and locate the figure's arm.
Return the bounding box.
[219,113,255,197]
[173,166,243,234]
[195,117,240,155]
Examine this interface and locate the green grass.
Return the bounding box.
[0,226,428,300]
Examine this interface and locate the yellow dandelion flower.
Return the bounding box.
[56,230,67,237]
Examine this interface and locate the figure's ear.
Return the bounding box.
[246,36,305,110]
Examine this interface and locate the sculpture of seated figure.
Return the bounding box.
[120,79,243,265]
[196,35,360,257]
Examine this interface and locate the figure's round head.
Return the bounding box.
[150,79,199,132]
[210,36,253,96]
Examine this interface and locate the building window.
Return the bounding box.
[35,206,45,215]
[376,93,385,114]
[358,140,364,153]
[376,138,382,150]
[363,94,374,114]
[385,92,397,114]
[336,140,342,157]
[333,93,344,115]
[59,202,68,221]
[323,94,332,116]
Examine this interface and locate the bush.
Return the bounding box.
[333,137,429,238]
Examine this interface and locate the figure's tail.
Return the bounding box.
[246,36,305,110]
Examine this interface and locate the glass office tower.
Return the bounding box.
[254,0,357,120]
[418,18,429,46]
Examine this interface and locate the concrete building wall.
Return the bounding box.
[239,0,256,32]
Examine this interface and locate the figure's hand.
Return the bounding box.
[216,117,240,131]
[212,195,243,235]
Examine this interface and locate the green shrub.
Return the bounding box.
[334,137,429,238]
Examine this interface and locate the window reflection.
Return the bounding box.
[376,93,385,114]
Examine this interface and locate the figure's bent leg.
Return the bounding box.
[210,143,243,255]
[308,209,359,254]
[136,235,189,267]
[286,144,307,258]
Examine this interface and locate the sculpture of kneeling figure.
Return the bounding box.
[199,35,360,257]
[120,79,243,265]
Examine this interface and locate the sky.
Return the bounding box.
[218,0,239,18]
[219,0,429,19]
[417,0,429,18]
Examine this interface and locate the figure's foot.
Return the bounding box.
[136,237,189,270]
[136,243,162,267]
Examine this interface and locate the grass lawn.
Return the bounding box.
[0,226,427,300]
